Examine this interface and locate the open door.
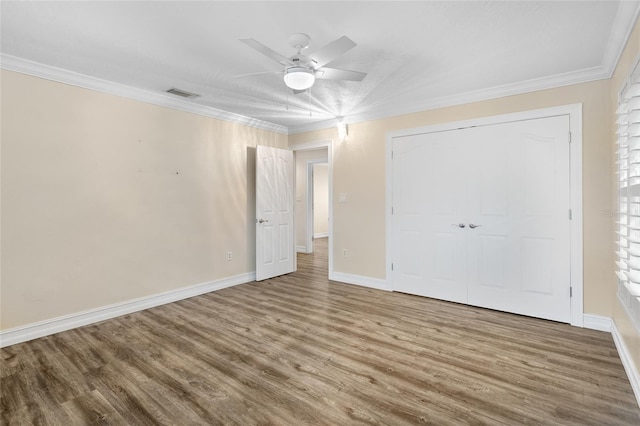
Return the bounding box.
[256,145,295,281]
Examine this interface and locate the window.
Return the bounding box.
[616,55,640,330]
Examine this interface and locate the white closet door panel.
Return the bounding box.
[466,116,571,322]
[392,133,467,303]
[391,114,571,323]
[477,235,508,288]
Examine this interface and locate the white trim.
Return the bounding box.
[291,139,334,280]
[314,232,329,239]
[385,104,582,140]
[0,54,287,135]
[385,130,394,296]
[296,245,308,253]
[612,320,640,408]
[289,118,351,136]
[582,314,612,332]
[386,104,584,326]
[618,284,640,335]
[602,1,640,79]
[0,272,255,348]
[569,104,584,327]
[289,71,604,135]
[581,312,640,408]
[332,272,391,292]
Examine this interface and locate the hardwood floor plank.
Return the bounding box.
[1,345,28,379]
[1,238,638,425]
[84,362,190,425]
[61,389,128,425]
[49,330,107,374]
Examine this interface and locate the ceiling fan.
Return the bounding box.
[239,33,367,94]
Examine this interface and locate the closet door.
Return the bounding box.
[391,115,572,323]
[466,116,571,322]
[391,130,468,303]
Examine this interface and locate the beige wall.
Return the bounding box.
[313,163,329,237]
[290,79,612,316]
[0,70,287,330]
[611,16,640,378]
[294,148,328,250]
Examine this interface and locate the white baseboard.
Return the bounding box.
[314,232,328,239]
[612,321,640,408]
[0,272,255,348]
[331,272,391,291]
[583,314,612,332]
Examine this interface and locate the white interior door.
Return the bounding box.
[391,115,571,322]
[466,116,571,322]
[392,131,468,303]
[256,145,295,281]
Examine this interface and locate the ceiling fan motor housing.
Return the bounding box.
[288,33,310,51]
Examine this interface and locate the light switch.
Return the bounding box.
[339,192,347,203]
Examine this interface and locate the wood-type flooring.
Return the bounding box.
[2,238,639,425]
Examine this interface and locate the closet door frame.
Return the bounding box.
[385,103,583,327]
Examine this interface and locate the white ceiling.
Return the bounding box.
[2,1,639,134]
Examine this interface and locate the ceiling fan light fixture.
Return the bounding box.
[284,67,315,90]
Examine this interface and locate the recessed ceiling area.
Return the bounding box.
[1,1,638,133]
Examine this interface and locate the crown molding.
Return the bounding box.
[288,64,609,135]
[0,54,288,135]
[602,0,640,78]
[288,118,340,135]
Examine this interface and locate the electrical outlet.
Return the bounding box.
[227,251,232,261]
[343,249,347,257]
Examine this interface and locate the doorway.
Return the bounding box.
[292,140,333,280]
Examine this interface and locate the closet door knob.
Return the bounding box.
[469,223,482,229]
[452,223,466,228]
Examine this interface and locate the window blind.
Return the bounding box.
[617,56,640,329]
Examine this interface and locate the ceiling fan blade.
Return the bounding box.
[239,38,292,66]
[232,70,282,78]
[316,67,367,81]
[309,36,357,68]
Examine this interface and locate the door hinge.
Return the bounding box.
[391,206,394,215]
[570,286,573,297]
[569,209,572,220]
[391,263,394,271]
[568,132,572,143]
